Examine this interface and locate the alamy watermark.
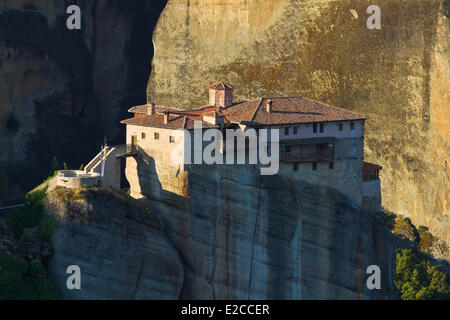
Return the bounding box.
[66,265,81,290]
[366,265,381,290]
[66,5,81,30]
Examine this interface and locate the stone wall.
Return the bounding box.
[363,179,382,213]
[278,137,364,205]
[56,171,101,189]
[87,147,122,190]
[126,124,186,169]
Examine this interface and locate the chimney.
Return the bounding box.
[266,99,272,113]
[148,103,156,115]
[164,112,169,124]
[203,111,217,125]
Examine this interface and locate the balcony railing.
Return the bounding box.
[281,149,334,162]
[114,144,139,159]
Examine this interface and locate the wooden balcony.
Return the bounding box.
[281,149,334,163]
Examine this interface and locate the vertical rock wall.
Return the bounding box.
[134,161,397,299]
[148,0,450,249]
[0,0,167,202]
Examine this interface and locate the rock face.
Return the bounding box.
[148,0,450,250]
[127,158,398,299]
[0,0,167,202]
[43,187,184,299]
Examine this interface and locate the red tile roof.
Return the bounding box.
[208,82,234,90]
[123,96,367,130]
[363,161,383,173]
[224,97,368,125]
[120,113,218,130]
[128,104,182,114]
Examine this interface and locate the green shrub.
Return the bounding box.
[10,186,48,241]
[418,226,435,253]
[25,187,48,206]
[51,157,59,176]
[382,209,396,229]
[40,215,57,243]
[395,249,450,300]
[28,260,46,277]
[0,254,58,300]
[9,203,43,241]
[0,254,28,274]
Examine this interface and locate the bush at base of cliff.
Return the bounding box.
[395,249,450,300]
[9,186,54,241]
[9,189,47,241]
[0,254,58,300]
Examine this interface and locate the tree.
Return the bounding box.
[395,249,450,300]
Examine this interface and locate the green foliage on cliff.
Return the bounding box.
[395,249,450,300]
[40,215,57,243]
[382,209,397,229]
[9,186,49,241]
[0,254,58,300]
[10,189,46,241]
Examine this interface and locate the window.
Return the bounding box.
[338,123,343,131]
[219,96,222,105]
[286,146,291,152]
[284,127,289,135]
[169,136,175,143]
[154,132,159,140]
[329,162,334,170]
[313,123,318,133]
[319,123,324,133]
[312,162,317,170]
[293,163,298,171]
[350,122,355,130]
[141,132,146,139]
[293,126,298,135]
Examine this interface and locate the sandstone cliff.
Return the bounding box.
[125,157,398,299]
[148,0,450,250]
[0,0,166,202]
[43,174,397,299]
[43,187,184,299]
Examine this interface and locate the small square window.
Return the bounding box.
[338,123,343,131]
[169,136,175,143]
[293,126,298,134]
[154,132,159,140]
[350,122,355,130]
[313,123,318,133]
[293,163,298,172]
[319,123,324,133]
[284,127,289,135]
[312,162,317,170]
[141,132,146,139]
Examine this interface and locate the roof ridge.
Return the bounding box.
[250,98,264,122]
[298,96,368,118]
